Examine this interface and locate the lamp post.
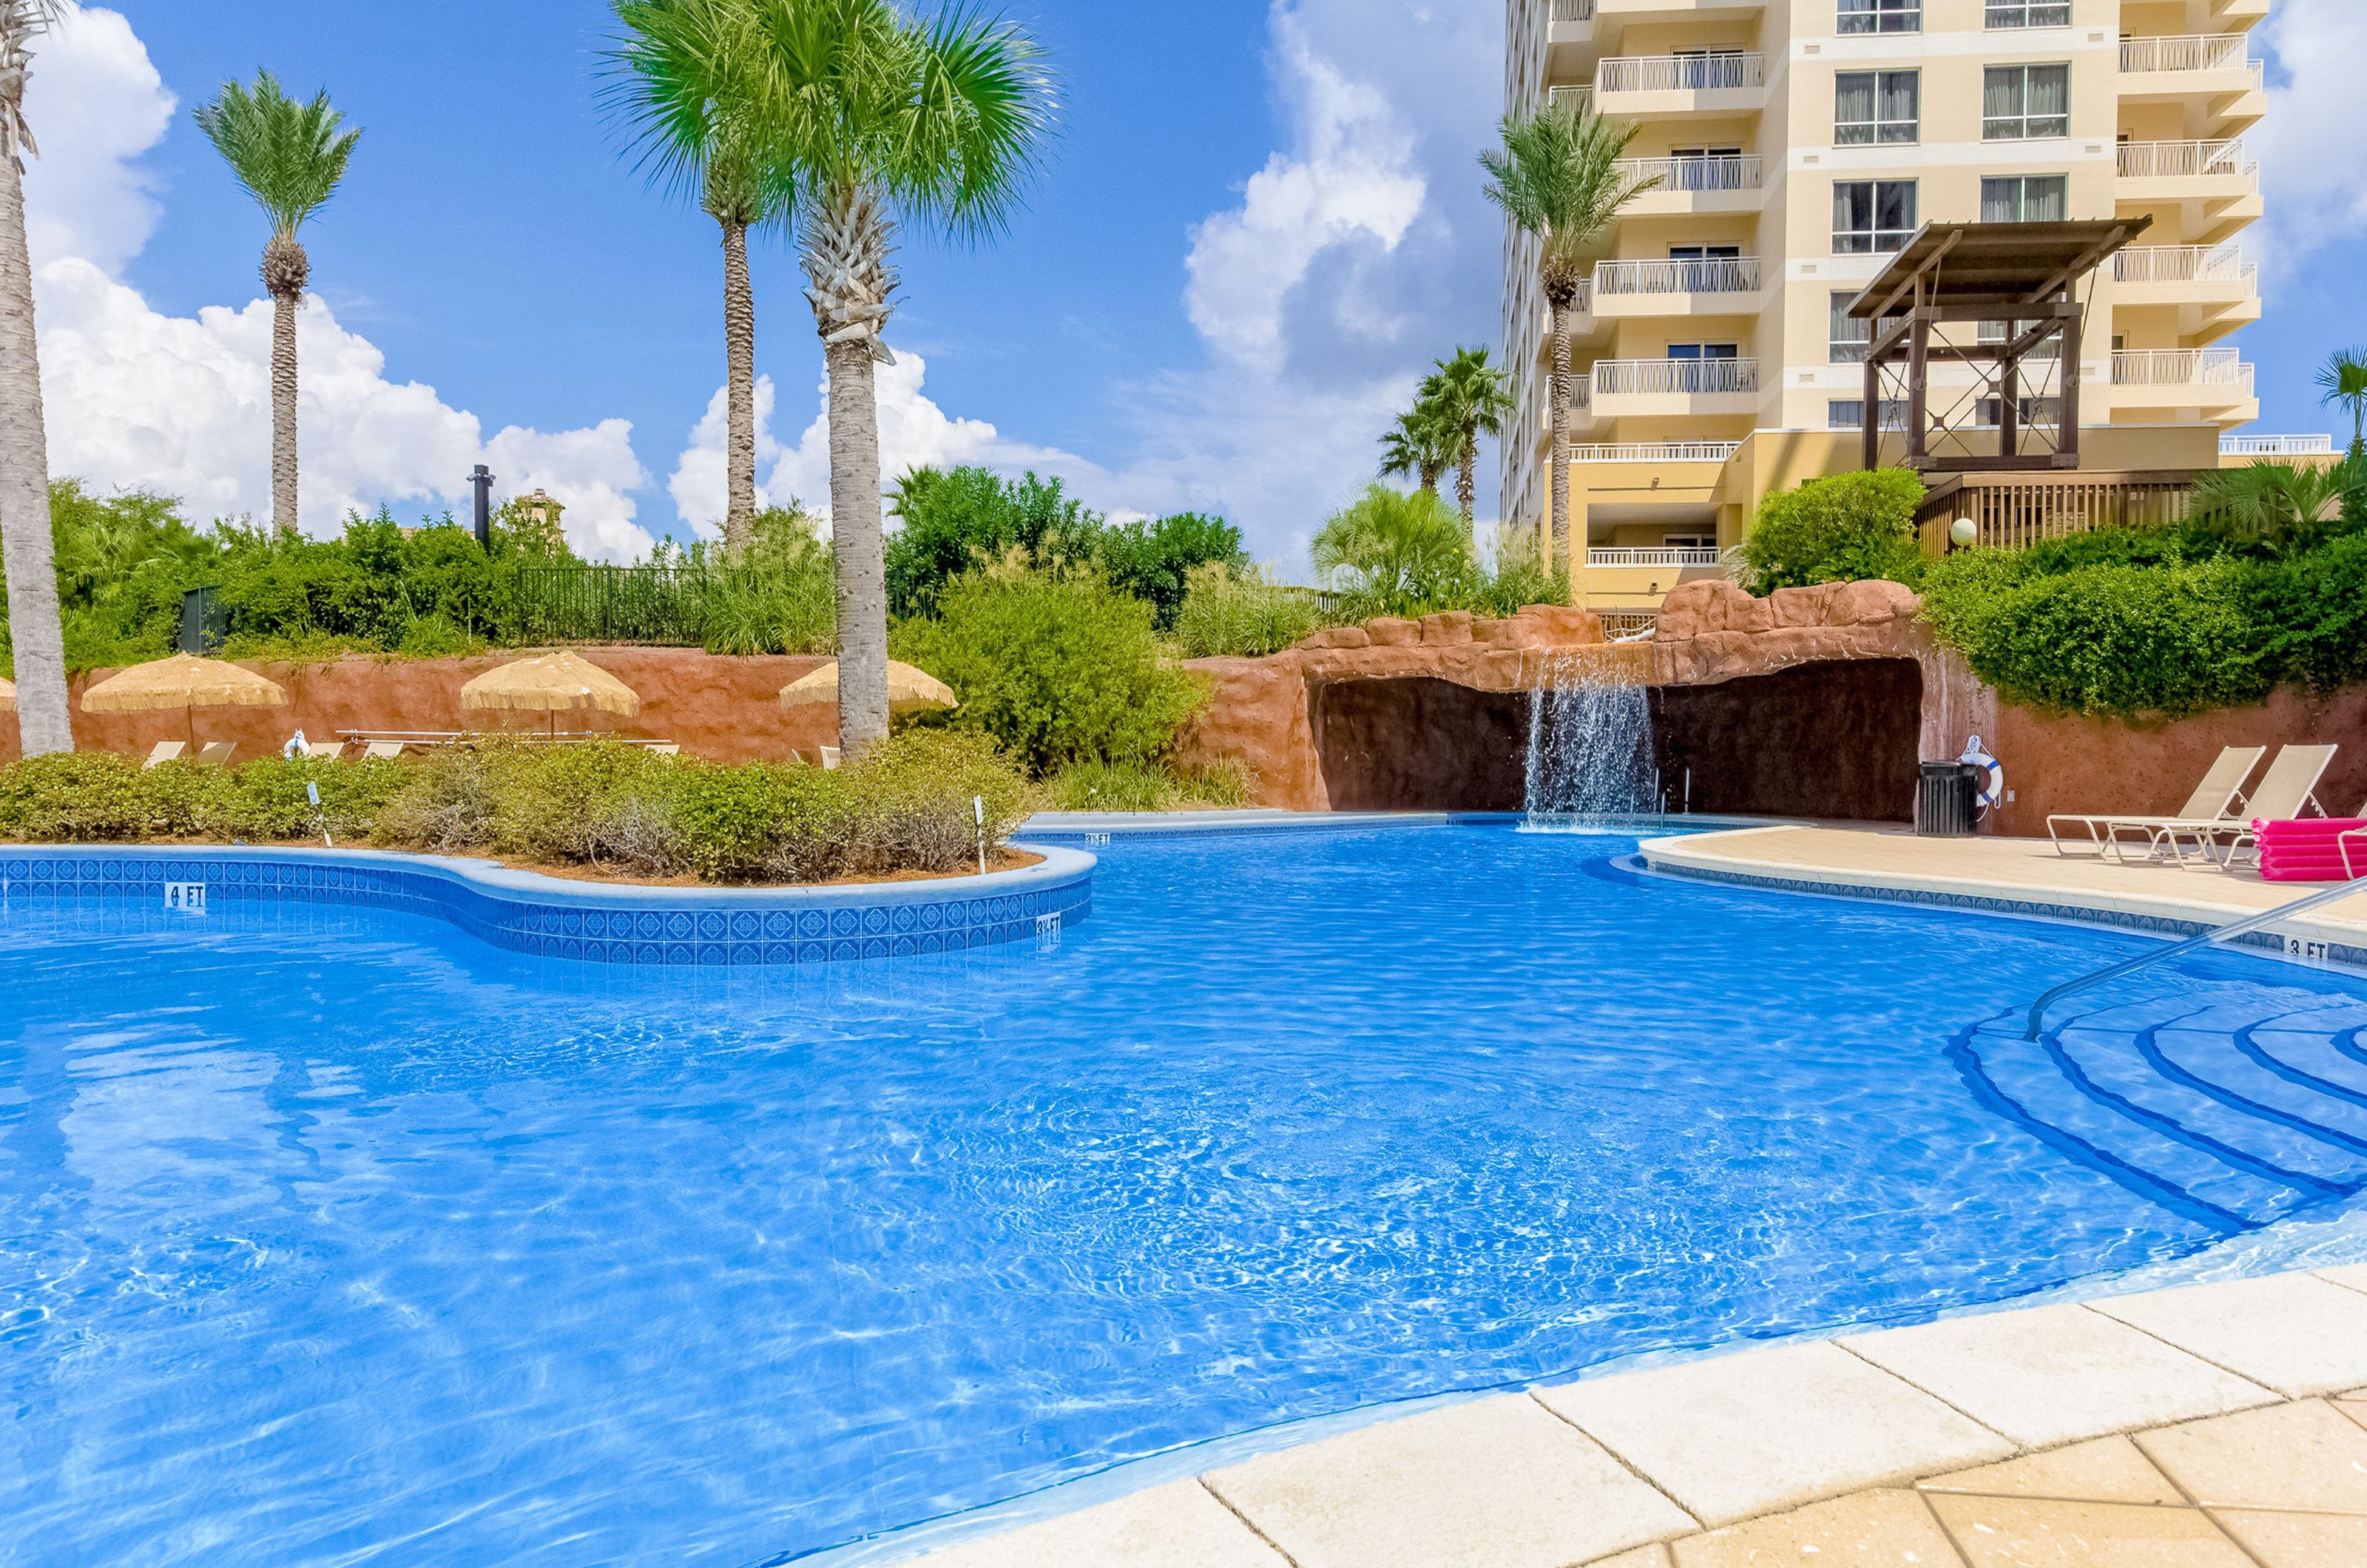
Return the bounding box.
[471,464,495,550]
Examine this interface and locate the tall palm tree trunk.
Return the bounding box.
[1456,431,1477,549]
[720,217,757,558]
[1548,302,1571,577]
[0,135,68,755]
[825,337,889,755]
[804,180,898,760]
[263,233,308,538]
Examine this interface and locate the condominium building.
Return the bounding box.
[1502,0,2304,617]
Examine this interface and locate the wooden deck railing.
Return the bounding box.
[1915,473,2198,555]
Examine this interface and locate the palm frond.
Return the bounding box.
[603,0,781,226]
[1482,103,1655,297]
[192,70,360,238]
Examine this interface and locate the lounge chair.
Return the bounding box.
[2047,746,2263,862]
[302,740,347,760]
[143,740,188,769]
[2191,744,2340,871]
[195,741,237,768]
[647,743,681,757]
[819,746,842,771]
[360,740,408,761]
[2343,822,2366,881]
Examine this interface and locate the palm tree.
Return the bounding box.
[2317,347,2367,459]
[607,0,780,558]
[1426,347,1516,547]
[734,0,1053,758]
[0,0,69,755]
[1481,103,1657,571]
[1311,484,1470,618]
[2190,456,2355,547]
[1378,399,1454,498]
[194,72,361,539]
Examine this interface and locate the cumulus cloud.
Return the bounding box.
[2253,0,2367,286]
[675,348,1101,533]
[21,6,655,560]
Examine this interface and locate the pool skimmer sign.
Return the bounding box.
[163,882,208,914]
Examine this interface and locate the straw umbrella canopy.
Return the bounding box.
[0,677,14,714]
[80,654,288,744]
[459,651,641,737]
[780,660,957,720]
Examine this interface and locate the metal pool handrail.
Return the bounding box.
[2025,878,2367,1039]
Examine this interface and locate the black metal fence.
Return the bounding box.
[505,566,762,646]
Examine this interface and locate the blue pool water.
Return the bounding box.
[6,824,2367,1566]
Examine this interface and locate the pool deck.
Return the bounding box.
[909,1267,2367,1567]
[1640,823,2367,964]
[885,826,2367,1568]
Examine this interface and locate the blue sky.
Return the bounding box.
[23,1,2366,566]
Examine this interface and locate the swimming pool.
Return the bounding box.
[5,822,2366,1565]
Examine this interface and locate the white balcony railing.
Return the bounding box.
[1593,256,1762,296]
[1593,357,1759,396]
[2119,33,2251,74]
[1587,547,1726,568]
[2116,138,2251,181]
[2113,244,2252,285]
[1596,53,1764,95]
[2110,348,2252,389]
[1570,441,1743,464]
[1552,0,1595,21]
[1618,154,1763,193]
[2223,434,2336,456]
[1547,85,1594,116]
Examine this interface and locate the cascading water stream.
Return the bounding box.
[1522,653,1661,826]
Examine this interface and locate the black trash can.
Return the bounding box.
[1917,761,1980,837]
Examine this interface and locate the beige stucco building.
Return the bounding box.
[1502,0,2324,615]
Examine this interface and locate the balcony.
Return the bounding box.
[1618,154,1763,214]
[2110,348,2257,422]
[2119,34,2266,129]
[2112,246,2258,337]
[2114,138,2260,242]
[1591,256,1763,317]
[1594,52,1765,118]
[2222,434,2335,458]
[1547,84,1594,116]
[1552,0,1595,19]
[1587,547,1724,567]
[1591,356,1759,416]
[1569,441,1741,464]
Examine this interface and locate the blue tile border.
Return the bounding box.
[0,843,1094,968]
[1643,855,2367,974]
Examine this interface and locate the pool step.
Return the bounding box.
[1954,997,2367,1234]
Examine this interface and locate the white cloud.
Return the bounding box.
[20,6,655,561]
[678,347,1101,533]
[20,4,173,274]
[1183,11,1426,365]
[2253,0,2367,285]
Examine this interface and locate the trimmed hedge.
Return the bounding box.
[0,734,1036,886]
[1737,469,1924,594]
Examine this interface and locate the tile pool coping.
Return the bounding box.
[0,842,1095,967]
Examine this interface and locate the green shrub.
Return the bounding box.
[672,760,855,883]
[892,568,1208,776]
[702,561,836,655]
[1047,758,1176,811]
[1178,757,1258,808]
[1311,484,1471,617]
[396,614,489,660]
[485,740,687,875]
[0,751,149,841]
[1738,469,1925,593]
[205,756,407,841]
[1172,562,1323,658]
[1097,512,1247,629]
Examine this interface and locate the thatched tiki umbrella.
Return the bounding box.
[780,660,957,722]
[460,651,641,738]
[0,676,15,713]
[81,654,288,746]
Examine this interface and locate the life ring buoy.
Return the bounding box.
[1959,735,2005,814]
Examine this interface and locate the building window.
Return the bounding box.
[1833,180,1917,253]
[1830,292,1871,363]
[1829,398,1909,430]
[1983,64,2070,140]
[1973,396,2063,428]
[1986,0,2070,26]
[1667,146,1748,189]
[1839,0,1922,34]
[1976,318,2063,359]
[1981,174,2069,222]
[1667,342,1741,359]
[1836,70,1919,144]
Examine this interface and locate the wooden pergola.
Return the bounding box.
[1846,217,2150,474]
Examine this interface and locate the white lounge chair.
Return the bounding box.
[143,740,188,769]
[647,743,681,757]
[818,746,842,771]
[2201,745,2340,872]
[302,740,347,760]
[2048,746,2263,862]
[195,741,237,768]
[359,740,408,761]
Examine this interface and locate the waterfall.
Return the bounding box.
[1523,655,1661,824]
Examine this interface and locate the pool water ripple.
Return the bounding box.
[4,824,2366,1565]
